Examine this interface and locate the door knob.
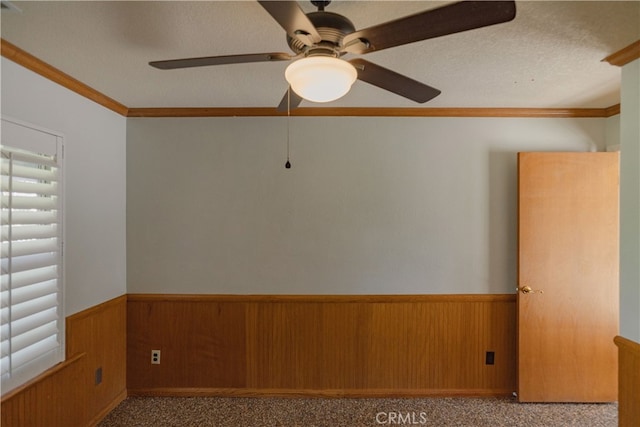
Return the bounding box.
[517,285,543,294]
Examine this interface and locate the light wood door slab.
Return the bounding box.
[517,152,619,402]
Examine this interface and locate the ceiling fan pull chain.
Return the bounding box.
[285,86,292,169]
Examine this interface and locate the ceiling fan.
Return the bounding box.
[149,0,516,111]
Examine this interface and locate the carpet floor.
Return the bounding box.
[98,396,617,426]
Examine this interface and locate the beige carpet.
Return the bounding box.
[98,396,617,426]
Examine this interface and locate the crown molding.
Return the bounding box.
[126,106,616,118]
[1,39,129,116]
[604,104,621,117]
[2,38,621,119]
[603,40,640,67]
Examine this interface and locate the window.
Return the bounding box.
[1,117,64,394]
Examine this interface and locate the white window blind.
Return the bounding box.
[1,118,64,395]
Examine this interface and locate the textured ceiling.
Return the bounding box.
[1,1,639,109]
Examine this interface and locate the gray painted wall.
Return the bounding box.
[127,116,605,295]
[620,58,640,342]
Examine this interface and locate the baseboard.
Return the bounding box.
[87,388,127,426]
[127,388,514,398]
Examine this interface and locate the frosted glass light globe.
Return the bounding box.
[285,57,357,103]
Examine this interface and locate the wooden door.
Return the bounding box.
[517,152,619,402]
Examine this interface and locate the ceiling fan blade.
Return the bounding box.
[342,1,516,54]
[149,52,292,70]
[276,87,303,112]
[258,1,322,47]
[349,58,441,103]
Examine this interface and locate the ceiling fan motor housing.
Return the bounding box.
[287,11,356,57]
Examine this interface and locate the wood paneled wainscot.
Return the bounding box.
[615,336,640,427]
[1,295,127,427]
[127,294,516,396]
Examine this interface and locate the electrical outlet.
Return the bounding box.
[485,351,495,365]
[151,349,161,364]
